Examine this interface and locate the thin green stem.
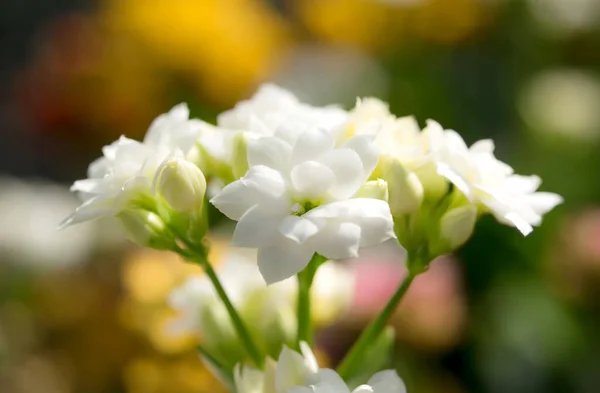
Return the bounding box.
[337,269,417,379]
[197,344,234,389]
[173,238,264,368]
[297,254,326,347]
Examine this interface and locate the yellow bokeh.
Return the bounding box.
[102,0,291,106]
[296,0,488,51]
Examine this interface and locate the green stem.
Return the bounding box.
[297,254,326,347]
[173,239,265,368]
[337,270,417,379]
[197,344,234,389]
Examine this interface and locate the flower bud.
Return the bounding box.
[117,210,174,249]
[353,180,389,201]
[231,132,249,179]
[438,204,477,252]
[412,162,448,202]
[156,157,207,213]
[383,158,424,215]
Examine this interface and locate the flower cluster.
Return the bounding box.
[62,83,562,393]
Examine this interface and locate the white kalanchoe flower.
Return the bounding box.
[345,98,562,236]
[210,126,395,284]
[292,369,407,393]
[235,342,319,393]
[218,84,349,137]
[60,103,203,228]
[427,120,563,235]
[235,344,406,393]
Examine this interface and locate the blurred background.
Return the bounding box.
[1,0,600,392]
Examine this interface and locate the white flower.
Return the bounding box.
[235,344,406,393]
[426,120,563,235]
[210,126,395,284]
[292,369,407,393]
[338,97,393,142]
[235,343,319,393]
[60,104,202,228]
[218,84,348,137]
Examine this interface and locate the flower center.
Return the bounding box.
[290,200,317,216]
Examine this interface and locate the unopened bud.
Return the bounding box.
[383,159,424,215]
[439,204,477,251]
[156,158,207,213]
[117,210,174,249]
[353,180,389,201]
[412,161,448,202]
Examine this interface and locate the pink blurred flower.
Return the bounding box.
[350,255,467,351]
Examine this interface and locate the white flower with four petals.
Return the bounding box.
[210,126,395,284]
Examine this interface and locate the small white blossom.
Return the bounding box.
[427,120,563,235]
[60,104,203,228]
[292,369,406,393]
[235,343,319,393]
[235,344,406,393]
[218,84,348,137]
[210,126,394,284]
[345,98,562,236]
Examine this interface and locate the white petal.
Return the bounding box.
[248,137,292,171]
[279,216,320,244]
[436,162,474,200]
[234,364,264,393]
[319,148,364,200]
[342,135,380,178]
[309,221,361,260]
[88,156,110,178]
[421,119,446,154]
[58,196,115,229]
[168,102,190,121]
[502,212,534,236]
[470,139,495,154]
[258,239,314,284]
[525,192,563,215]
[308,369,351,393]
[232,205,282,248]
[70,179,101,194]
[443,130,469,152]
[299,341,319,373]
[291,127,335,165]
[505,175,541,194]
[275,346,315,392]
[210,165,287,220]
[366,370,407,393]
[289,387,313,393]
[263,358,278,393]
[305,199,395,248]
[291,161,335,199]
[305,198,393,221]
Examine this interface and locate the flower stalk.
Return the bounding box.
[336,258,421,379]
[173,236,265,368]
[296,254,327,347]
